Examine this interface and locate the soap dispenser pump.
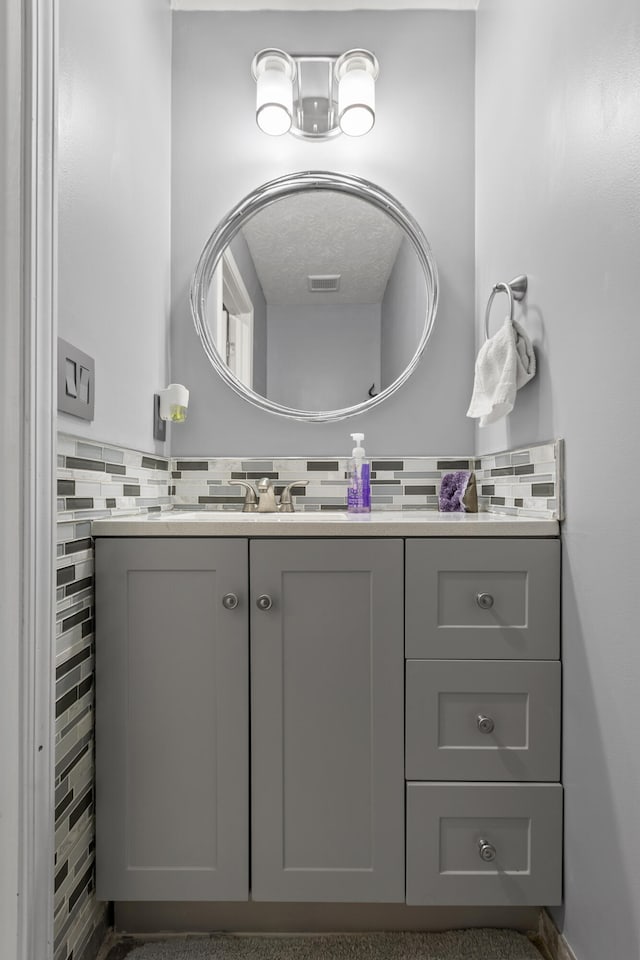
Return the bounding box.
[347,432,371,514]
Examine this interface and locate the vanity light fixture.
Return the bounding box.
[251,48,379,140]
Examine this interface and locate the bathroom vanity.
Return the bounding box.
[93,513,562,909]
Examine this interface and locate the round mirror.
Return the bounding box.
[190,172,438,422]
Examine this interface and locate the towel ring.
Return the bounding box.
[484,274,528,341]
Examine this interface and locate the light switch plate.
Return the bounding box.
[58,338,95,420]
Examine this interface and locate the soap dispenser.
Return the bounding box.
[347,432,371,514]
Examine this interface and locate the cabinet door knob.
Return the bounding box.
[476,714,495,734]
[222,593,239,610]
[256,594,273,611]
[478,839,496,862]
[476,592,494,609]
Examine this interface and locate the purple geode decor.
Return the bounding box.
[439,470,472,512]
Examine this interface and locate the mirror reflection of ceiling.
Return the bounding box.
[241,192,404,306]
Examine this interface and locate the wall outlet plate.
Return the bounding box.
[153,394,166,442]
[57,338,95,421]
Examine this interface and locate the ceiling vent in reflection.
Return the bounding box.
[307,274,341,292]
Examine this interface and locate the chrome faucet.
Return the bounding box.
[256,477,278,513]
[231,477,309,513]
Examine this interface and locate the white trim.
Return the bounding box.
[0,0,25,952]
[214,249,254,390]
[21,2,57,959]
[0,2,56,959]
[172,1,479,10]
[222,250,254,389]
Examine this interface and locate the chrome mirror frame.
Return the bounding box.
[190,170,439,422]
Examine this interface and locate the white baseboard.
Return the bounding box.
[538,910,578,960]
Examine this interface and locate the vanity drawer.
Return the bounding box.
[405,660,561,782]
[405,539,560,660]
[406,782,563,906]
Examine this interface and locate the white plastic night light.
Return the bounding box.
[251,49,296,136]
[159,383,189,422]
[335,50,379,137]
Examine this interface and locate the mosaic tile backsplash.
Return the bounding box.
[171,440,563,521]
[53,432,562,960]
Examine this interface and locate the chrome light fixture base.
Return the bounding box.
[251,48,379,140]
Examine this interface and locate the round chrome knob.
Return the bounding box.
[476,714,495,734]
[256,594,273,611]
[478,839,496,862]
[222,593,239,610]
[476,592,494,610]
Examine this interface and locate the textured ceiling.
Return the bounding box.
[241,191,404,306]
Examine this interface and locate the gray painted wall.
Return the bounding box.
[476,2,640,958]
[57,0,172,453]
[170,10,475,456]
[381,237,427,389]
[229,231,268,396]
[266,303,381,410]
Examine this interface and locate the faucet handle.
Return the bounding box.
[278,480,309,513]
[230,479,258,512]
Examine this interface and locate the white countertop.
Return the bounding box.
[92,510,559,537]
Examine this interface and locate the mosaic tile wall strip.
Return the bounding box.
[55,434,171,960]
[171,456,477,513]
[170,443,561,520]
[476,439,563,520]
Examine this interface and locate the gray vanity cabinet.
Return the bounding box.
[96,533,561,907]
[250,538,405,902]
[95,536,405,904]
[95,538,249,901]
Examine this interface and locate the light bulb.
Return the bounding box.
[336,50,378,137]
[252,50,295,137]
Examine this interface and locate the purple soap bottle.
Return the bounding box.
[347,432,371,514]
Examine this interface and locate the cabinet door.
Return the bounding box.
[405,539,560,660]
[250,538,404,902]
[95,538,248,900]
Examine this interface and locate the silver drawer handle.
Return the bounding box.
[478,839,496,862]
[256,594,273,611]
[476,592,494,610]
[222,593,239,610]
[476,714,495,734]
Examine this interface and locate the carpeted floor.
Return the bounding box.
[120,931,544,960]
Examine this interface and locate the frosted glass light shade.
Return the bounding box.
[252,50,295,136]
[336,50,379,137]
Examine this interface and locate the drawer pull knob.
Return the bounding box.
[476,592,494,610]
[222,593,239,610]
[478,839,497,862]
[256,594,273,611]
[476,714,495,734]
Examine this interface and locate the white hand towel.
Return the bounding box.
[466,318,536,427]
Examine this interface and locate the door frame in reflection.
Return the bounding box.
[213,248,254,389]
